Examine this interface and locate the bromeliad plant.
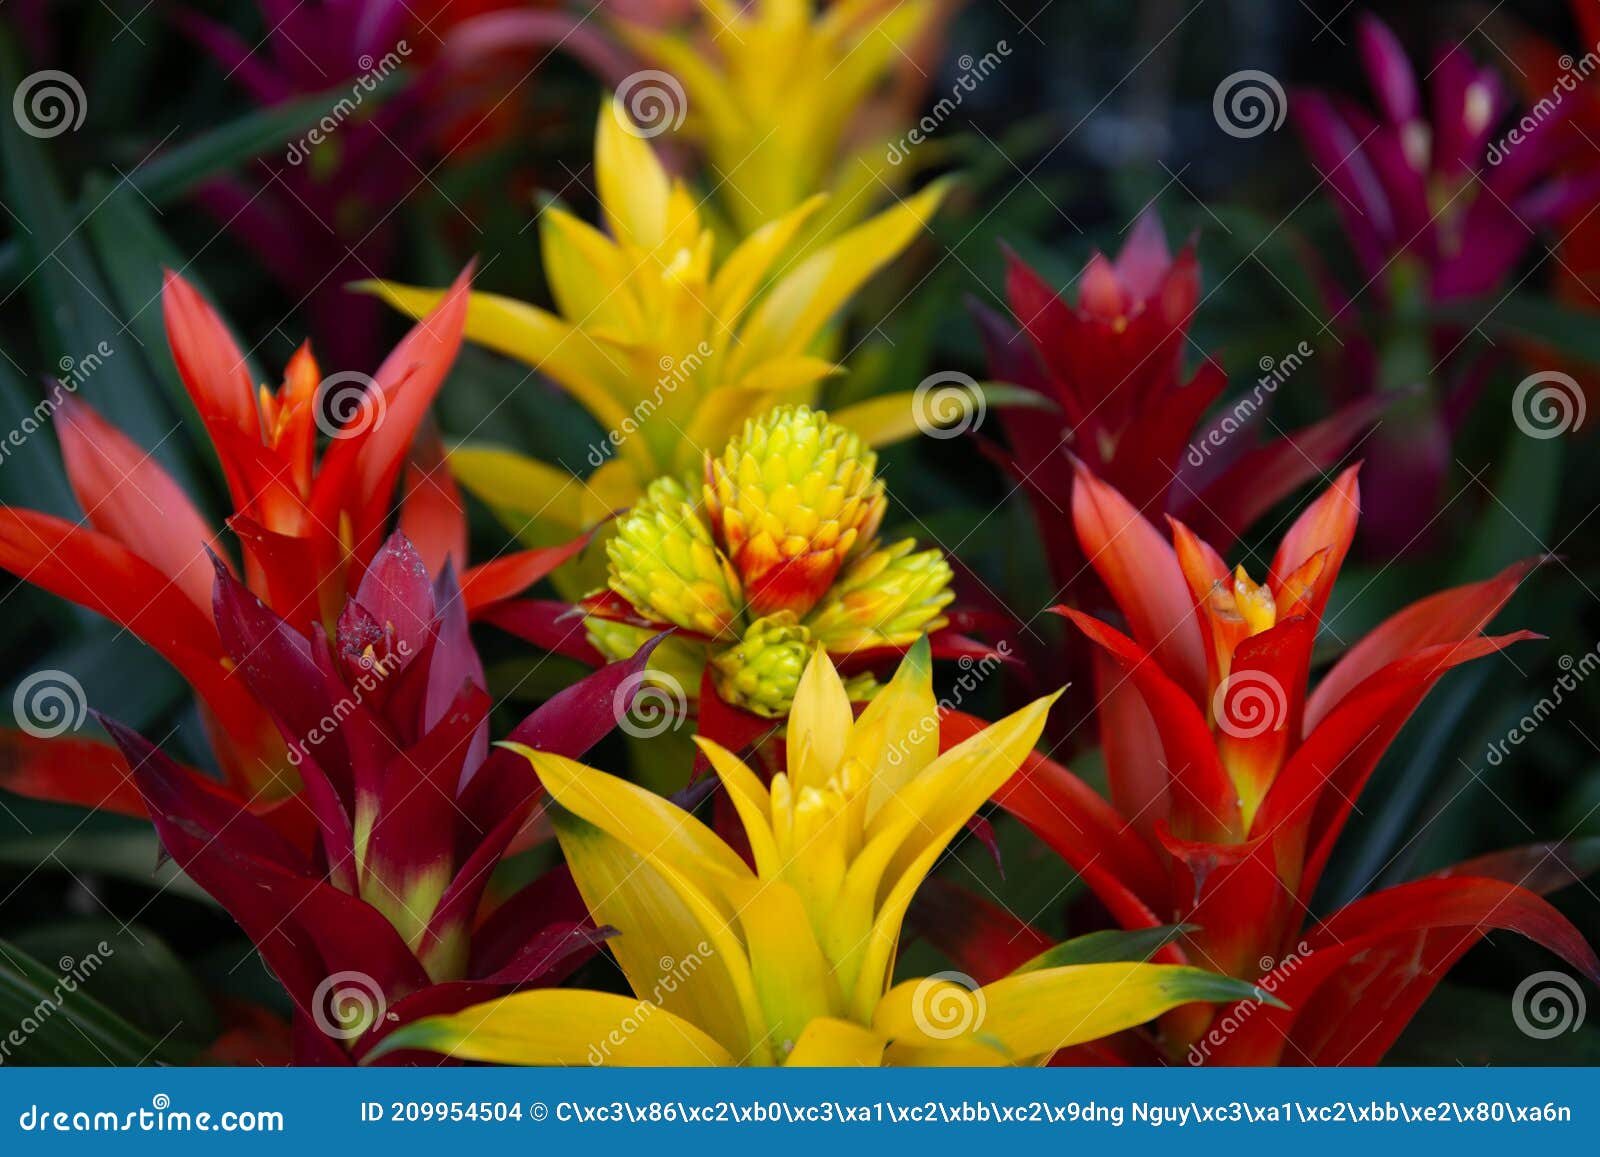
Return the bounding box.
[0,269,582,821]
[611,0,954,244]
[582,404,957,720]
[99,531,651,1065]
[975,213,1377,706]
[369,642,1271,1066]
[932,461,1600,1063]
[364,97,949,554]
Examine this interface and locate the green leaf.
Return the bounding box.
[1011,925,1197,975]
[1386,982,1600,1065]
[1451,294,1600,368]
[0,85,410,285]
[0,831,217,907]
[0,938,177,1065]
[10,921,217,1047]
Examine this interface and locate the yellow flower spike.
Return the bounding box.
[705,405,886,619]
[368,649,1275,1068]
[806,539,955,652]
[1232,564,1277,636]
[605,476,743,638]
[709,613,812,717]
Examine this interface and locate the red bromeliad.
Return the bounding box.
[0,267,588,823]
[98,531,648,1065]
[931,462,1598,1064]
[972,213,1379,701]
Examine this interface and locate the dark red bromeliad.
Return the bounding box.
[929,462,1599,1064]
[99,531,656,1064]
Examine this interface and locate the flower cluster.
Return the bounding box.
[590,405,954,717]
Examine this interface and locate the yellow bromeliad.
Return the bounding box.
[590,404,953,717]
[361,96,949,555]
[368,643,1270,1066]
[614,0,950,242]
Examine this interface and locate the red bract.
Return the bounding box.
[99,531,648,1065]
[974,214,1377,699]
[0,267,586,821]
[930,462,1598,1064]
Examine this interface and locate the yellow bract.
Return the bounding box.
[361,96,949,553]
[366,644,1268,1067]
[616,0,946,241]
